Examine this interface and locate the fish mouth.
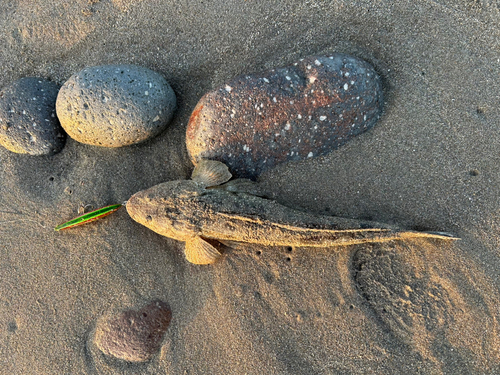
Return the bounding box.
[126,190,151,227]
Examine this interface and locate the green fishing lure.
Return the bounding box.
[54,203,123,231]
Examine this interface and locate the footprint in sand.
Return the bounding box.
[351,241,500,369]
[352,242,454,346]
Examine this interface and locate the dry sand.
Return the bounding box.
[1,0,500,374]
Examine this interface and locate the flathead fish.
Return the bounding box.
[126,160,458,265]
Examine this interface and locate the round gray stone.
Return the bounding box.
[0,77,66,155]
[56,65,176,147]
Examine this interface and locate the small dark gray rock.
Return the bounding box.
[187,54,383,179]
[0,77,65,155]
[56,65,176,147]
[94,300,172,362]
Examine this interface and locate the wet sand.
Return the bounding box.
[1,1,500,374]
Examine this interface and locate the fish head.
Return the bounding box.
[126,179,205,241]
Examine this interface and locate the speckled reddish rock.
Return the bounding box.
[186,54,383,179]
[94,300,172,362]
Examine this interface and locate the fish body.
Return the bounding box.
[126,161,458,265]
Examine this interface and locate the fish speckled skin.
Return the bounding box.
[126,167,457,264]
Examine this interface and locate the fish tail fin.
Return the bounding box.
[400,231,460,241]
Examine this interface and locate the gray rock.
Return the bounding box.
[56,65,176,147]
[94,300,172,362]
[0,77,65,155]
[187,54,383,179]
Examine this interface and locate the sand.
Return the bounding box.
[1,0,500,374]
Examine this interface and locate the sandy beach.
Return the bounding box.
[1,1,500,374]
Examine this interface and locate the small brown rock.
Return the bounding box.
[186,54,383,179]
[94,300,172,362]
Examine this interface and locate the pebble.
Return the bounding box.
[0,77,65,155]
[186,54,383,179]
[56,65,176,147]
[94,300,172,362]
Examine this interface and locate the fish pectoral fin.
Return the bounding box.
[191,160,232,187]
[219,240,250,251]
[184,236,222,265]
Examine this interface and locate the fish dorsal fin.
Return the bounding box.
[191,160,232,187]
[184,236,222,265]
[220,179,268,197]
